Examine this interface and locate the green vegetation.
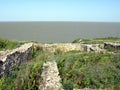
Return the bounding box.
[104,45,120,52]
[72,37,120,44]
[1,49,120,90]
[0,38,120,90]
[0,48,47,90]
[55,51,120,89]
[1,48,120,90]
[104,44,120,53]
[72,38,82,43]
[94,37,120,41]
[0,38,23,50]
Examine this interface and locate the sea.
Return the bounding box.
[0,22,120,43]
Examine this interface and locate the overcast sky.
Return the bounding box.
[0,0,120,22]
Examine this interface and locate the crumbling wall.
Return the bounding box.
[104,42,120,50]
[35,43,85,53]
[84,44,105,53]
[34,43,105,53]
[39,61,63,90]
[0,43,33,77]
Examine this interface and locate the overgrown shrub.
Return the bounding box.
[56,51,120,89]
[0,38,23,50]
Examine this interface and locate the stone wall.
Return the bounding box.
[34,43,104,53]
[39,61,63,90]
[84,44,105,53]
[34,43,85,53]
[0,43,33,77]
[104,42,120,50]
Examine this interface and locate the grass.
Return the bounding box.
[55,51,120,89]
[0,38,120,90]
[0,38,24,50]
[104,45,120,52]
[72,37,120,44]
[0,47,48,90]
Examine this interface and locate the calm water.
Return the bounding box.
[0,22,120,43]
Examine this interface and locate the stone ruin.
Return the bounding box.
[0,43,33,77]
[0,42,108,90]
[104,42,120,50]
[39,61,63,90]
[34,43,105,53]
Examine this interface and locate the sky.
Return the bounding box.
[0,0,120,22]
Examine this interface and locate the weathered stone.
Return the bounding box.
[104,42,120,50]
[34,43,105,54]
[39,61,63,90]
[0,43,33,77]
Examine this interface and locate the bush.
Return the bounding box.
[63,80,73,90]
[0,38,23,50]
[56,51,120,89]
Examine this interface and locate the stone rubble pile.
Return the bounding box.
[39,61,63,90]
[0,43,33,77]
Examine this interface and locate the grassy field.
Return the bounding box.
[55,51,120,89]
[0,38,120,90]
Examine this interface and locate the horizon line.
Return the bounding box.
[0,21,120,23]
